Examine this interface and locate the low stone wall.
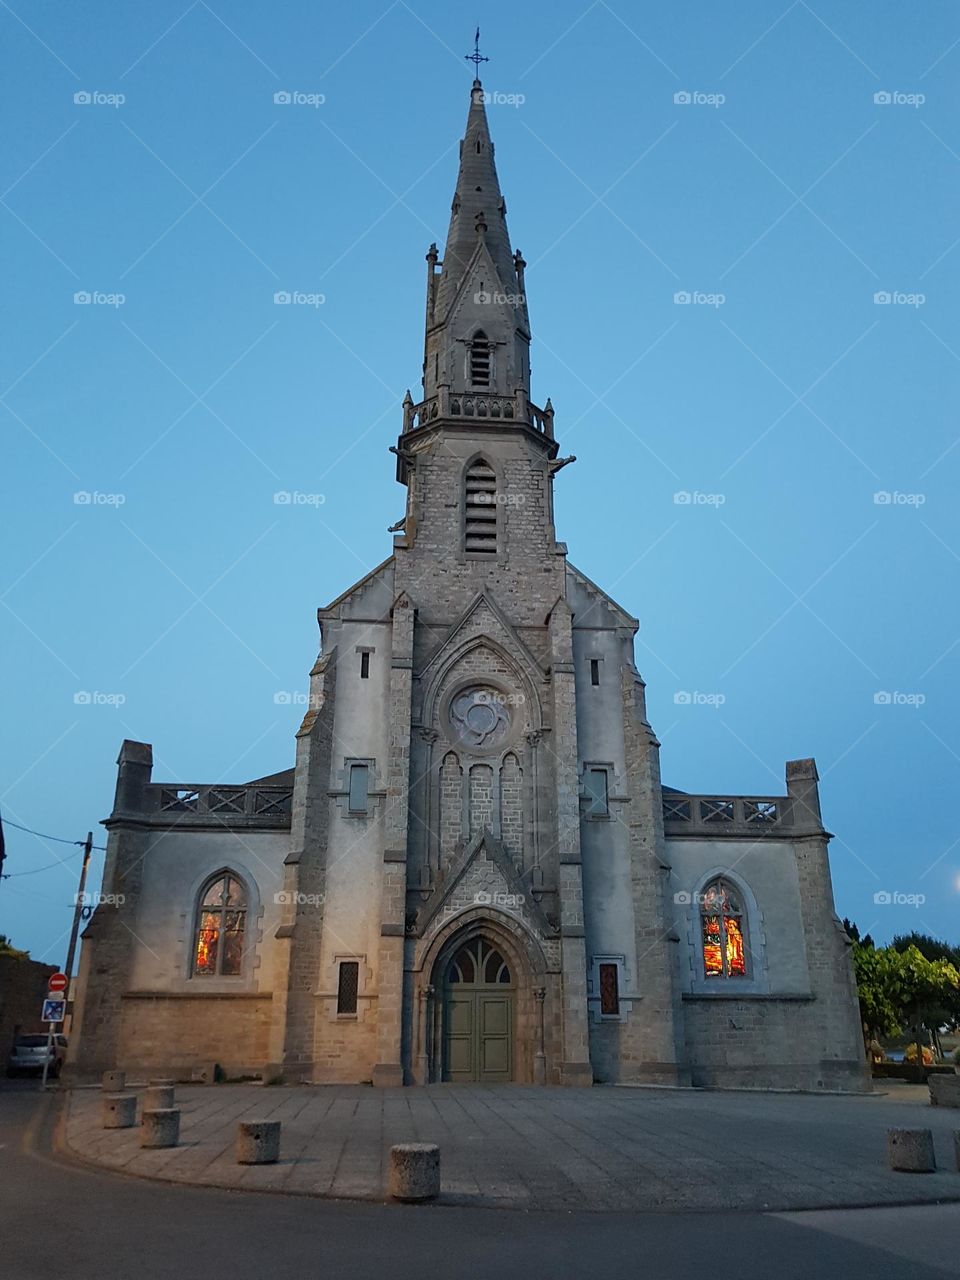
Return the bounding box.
[116,991,272,1077]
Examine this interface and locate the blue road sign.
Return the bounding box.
[41,998,66,1023]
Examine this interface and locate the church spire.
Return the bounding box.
[420,78,531,408]
[434,80,519,321]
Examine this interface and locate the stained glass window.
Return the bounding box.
[194,873,246,976]
[699,878,747,979]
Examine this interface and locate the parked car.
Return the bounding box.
[6,1033,68,1077]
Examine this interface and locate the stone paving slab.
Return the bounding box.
[61,1082,960,1212]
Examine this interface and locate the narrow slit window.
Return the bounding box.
[598,963,620,1016]
[585,768,609,817]
[360,651,370,679]
[348,763,369,814]
[590,659,600,686]
[464,459,498,554]
[337,961,359,1015]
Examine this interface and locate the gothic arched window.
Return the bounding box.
[469,331,491,387]
[699,878,747,979]
[463,457,498,554]
[193,872,247,976]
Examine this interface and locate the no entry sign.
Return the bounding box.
[48,972,68,993]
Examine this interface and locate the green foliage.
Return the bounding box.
[854,941,960,1042]
[0,934,29,959]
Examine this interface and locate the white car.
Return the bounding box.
[6,1033,68,1077]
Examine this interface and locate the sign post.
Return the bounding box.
[40,993,66,1090]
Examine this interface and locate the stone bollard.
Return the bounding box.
[141,1108,180,1149]
[388,1143,440,1202]
[144,1084,175,1110]
[236,1120,281,1165]
[101,1070,125,1092]
[102,1094,137,1129]
[887,1127,936,1172]
[193,1061,219,1085]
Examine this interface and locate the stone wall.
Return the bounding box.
[0,953,57,1058]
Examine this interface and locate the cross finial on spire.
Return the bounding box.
[465,27,488,80]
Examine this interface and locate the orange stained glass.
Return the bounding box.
[725,915,746,976]
[699,879,748,978]
[195,911,220,974]
[702,915,723,976]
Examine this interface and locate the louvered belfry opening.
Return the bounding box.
[469,332,491,386]
[464,459,498,554]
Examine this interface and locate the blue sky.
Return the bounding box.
[2,0,958,963]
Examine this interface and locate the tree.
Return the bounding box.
[853,943,960,1064]
[843,919,874,948]
[892,933,960,1029]
[895,945,960,1064]
[853,942,902,1042]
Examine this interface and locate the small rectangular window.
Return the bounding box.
[585,767,609,816]
[590,659,600,686]
[348,764,369,814]
[337,961,359,1015]
[598,963,620,1016]
[360,651,370,679]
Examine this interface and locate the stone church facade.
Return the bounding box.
[70,82,867,1092]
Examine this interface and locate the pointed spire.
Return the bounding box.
[435,82,517,319]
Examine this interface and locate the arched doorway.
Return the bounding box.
[442,936,514,1082]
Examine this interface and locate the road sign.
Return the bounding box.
[41,998,66,1023]
[48,972,68,993]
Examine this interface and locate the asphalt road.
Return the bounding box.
[2,1081,958,1280]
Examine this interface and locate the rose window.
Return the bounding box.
[448,686,511,751]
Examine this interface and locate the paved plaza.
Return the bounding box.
[62,1082,960,1212]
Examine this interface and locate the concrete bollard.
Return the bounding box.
[140,1108,180,1149]
[887,1127,936,1172]
[144,1084,175,1110]
[102,1094,137,1129]
[101,1070,125,1092]
[193,1061,219,1085]
[236,1120,281,1164]
[388,1143,441,1202]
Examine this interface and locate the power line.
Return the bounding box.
[0,816,106,852]
[4,850,83,877]
[1,818,85,846]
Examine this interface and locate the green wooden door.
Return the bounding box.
[442,938,514,1083]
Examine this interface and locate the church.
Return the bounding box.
[70,79,867,1091]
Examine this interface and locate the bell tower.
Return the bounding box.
[394,78,564,617]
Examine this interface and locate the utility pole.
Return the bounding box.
[64,831,93,990]
[42,832,92,1091]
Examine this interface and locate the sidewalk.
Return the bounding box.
[62,1082,960,1212]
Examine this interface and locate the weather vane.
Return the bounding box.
[465,27,489,78]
